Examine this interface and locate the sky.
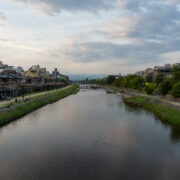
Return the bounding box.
[0,0,180,75]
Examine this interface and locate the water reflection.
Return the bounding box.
[0,89,179,180]
[124,99,180,142]
[170,127,180,142]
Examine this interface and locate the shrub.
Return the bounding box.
[154,75,166,85]
[131,77,145,90]
[112,76,124,87]
[159,79,173,95]
[122,75,138,88]
[145,83,156,95]
[172,81,180,97]
[146,75,153,83]
[172,66,180,82]
[106,75,116,85]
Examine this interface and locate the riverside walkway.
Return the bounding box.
[91,84,180,111]
[0,85,71,108]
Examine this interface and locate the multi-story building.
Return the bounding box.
[154,65,172,78]
[39,68,47,77]
[25,70,39,78]
[173,63,180,67]
[135,71,145,76]
[52,68,60,78]
[0,61,14,74]
[144,68,154,78]
[16,66,25,76]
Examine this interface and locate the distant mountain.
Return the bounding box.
[68,74,107,81]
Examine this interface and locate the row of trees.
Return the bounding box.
[88,66,180,98]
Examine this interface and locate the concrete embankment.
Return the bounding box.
[0,84,79,127]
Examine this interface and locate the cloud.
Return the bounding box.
[117,0,180,11]
[0,38,8,42]
[54,41,158,64]
[1,0,180,74]
[0,12,6,21]
[104,16,138,40]
[10,0,115,15]
[102,2,180,41]
[54,35,180,66]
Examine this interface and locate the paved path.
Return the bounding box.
[0,85,71,107]
[122,90,180,110]
[95,85,180,110]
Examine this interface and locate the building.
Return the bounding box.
[0,61,4,68]
[30,65,40,72]
[135,71,145,76]
[52,68,60,78]
[154,65,172,78]
[57,74,69,83]
[0,61,14,74]
[16,66,25,76]
[39,68,47,77]
[25,70,39,78]
[173,63,180,67]
[144,68,154,77]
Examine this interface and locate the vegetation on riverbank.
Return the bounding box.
[123,96,180,127]
[88,65,180,98]
[0,84,79,127]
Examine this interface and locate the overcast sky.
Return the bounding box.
[0,0,180,74]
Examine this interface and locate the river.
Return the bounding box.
[0,88,180,180]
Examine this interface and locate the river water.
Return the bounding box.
[0,89,180,180]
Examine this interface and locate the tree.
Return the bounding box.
[172,66,180,82]
[145,83,156,95]
[172,81,180,97]
[88,79,98,84]
[98,78,107,85]
[122,74,137,88]
[112,76,124,87]
[131,77,145,90]
[154,75,166,85]
[146,75,153,83]
[159,79,173,95]
[106,75,116,85]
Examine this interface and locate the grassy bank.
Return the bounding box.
[0,84,79,127]
[123,96,180,127]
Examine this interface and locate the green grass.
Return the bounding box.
[123,96,180,127]
[0,84,79,127]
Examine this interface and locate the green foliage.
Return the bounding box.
[131,77,145,90]
[159,79,173,95]
[172,66,180,82]
[171,81,180,97]
[88,78,107,85]
[145,83,156,95]
[106,75,116,85]
[88,68,180,98]
[89,74,145,91]
[154,75,166,85]
[88,79,98,84]
[146,75,153,83]
[0,85,79,127]
[122,75,138,88]
[123,96,180,127]
[112,76,124,87]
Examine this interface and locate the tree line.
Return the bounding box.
[88,66,180,98]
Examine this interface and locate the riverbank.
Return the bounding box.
[123,95,180,127]
[90,84,180,127]
[0,84,79,127]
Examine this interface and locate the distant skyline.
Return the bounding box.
[0,0,180,75]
